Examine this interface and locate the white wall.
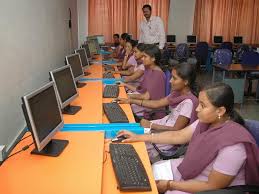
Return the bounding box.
[69,0,79,51]
[0,0,71,148]
[168,0,196,43]
[77,0,88,46]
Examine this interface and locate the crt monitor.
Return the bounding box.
[49,65,81,115]
[167,35,176,43]
[187,35,197,44]
[214,36,223,44]
[75,48,89,69]
[21,81,69,157]
[96,35,105,45]
[65,53,86,88]
[87,40,98,54]
[87,36,100,51]
[234,36,243,44]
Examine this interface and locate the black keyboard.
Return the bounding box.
[103,85,119,98]
[103,72,115,79]
[109,144,151,191]
[103,103,129,123]
[104,65,115,71]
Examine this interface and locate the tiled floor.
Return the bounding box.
[196,71,259,121]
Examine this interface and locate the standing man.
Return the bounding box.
[139,4,166,50]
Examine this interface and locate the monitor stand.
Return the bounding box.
[76,81,86,88]
[31,139,69,157]
[62,104,81,115]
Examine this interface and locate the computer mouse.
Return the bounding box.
[111,135,127,143]
[115,81,121,85]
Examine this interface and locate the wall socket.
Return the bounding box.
[0,145,6,162]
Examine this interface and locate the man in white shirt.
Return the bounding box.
[139,4,166,50]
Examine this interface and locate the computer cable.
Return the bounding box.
[0,142,33,166]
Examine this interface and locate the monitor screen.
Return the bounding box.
[96,35,105,45]
[65,54,84,81]
[22,82,63,152]
[214,36,223,44]
[87,36,100,51]
[75,48,89,68]
[234,36,243,44]
[87,40,98,54]
[49,65,78,109]
[167,35,176,43]
[81,43,91,58]
[187,35,197,43]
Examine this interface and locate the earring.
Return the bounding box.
[218,114,221,119]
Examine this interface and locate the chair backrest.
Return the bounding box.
[241,51,259,66]
[245,119,259,146]
[195,42,209,66]
[195,42,209,57]
[164,70,171,96]
[214,49,232,65]
[175,43,189,61]
[220,41,233,51]
[236,44,250,62]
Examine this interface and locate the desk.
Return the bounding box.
[212,64,259,103]
[102,85,135,123]
[0,131,105,194]
[212,64,259,82]
[102,141,158,194]
[85,64,103,79]
[63,81,103,124]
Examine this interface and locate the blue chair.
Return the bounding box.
[242,51,259,97]
[241,51,259,66]
[174,43,190,63]
[164,69,171,96]
[214,49,233,65]
[236,44,251,63]
[245,119,259,146]
[195,42,209,70]
[220,42,233,52]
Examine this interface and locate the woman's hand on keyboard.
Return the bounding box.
[116,98,130,104]
[117,130,139,143]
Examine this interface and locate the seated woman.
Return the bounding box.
[119,63,198,162]
[113,42,145,86]
[114,33,130,62]
[118,83,259,194]
[118,44,166,119]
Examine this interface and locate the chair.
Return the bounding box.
[236,44,250,63]
[195,42,209,70]
[241,51,259,66]
[220,42,233,53]
[174,43,190,63]
[245,119,259,146]
[214,49,233,65]
[195,120,259,194]
[241,51,259,97]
